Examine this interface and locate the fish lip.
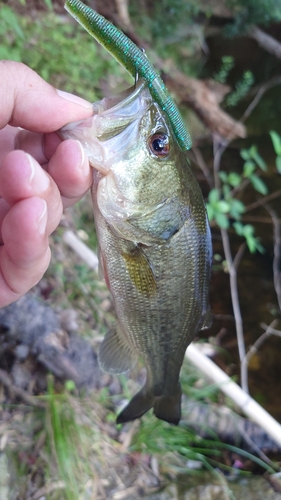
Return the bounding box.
[100,78,147,115]
[58,78,150,174]
[59,79,147,134]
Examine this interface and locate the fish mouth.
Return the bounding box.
[59,79,150,174]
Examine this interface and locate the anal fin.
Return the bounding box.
[98,324,136,374]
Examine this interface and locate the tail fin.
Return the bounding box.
[116,387,154,424]
[153,385,182,425]
[116,382,182,425]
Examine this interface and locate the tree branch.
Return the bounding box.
[249,26,281,59]
[96,1,246,141]
[186,343,281,448]
[164,70,246,141]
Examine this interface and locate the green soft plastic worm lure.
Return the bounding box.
[64,0,192,151]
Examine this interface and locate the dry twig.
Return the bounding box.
[0,368,45,409]
[212,139,248,391]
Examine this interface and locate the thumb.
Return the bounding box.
[0,61,93,132]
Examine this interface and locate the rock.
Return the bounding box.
[145,484,178,500]
[183,484,227,500]
[0,293,101,391]
[177,472,281,500]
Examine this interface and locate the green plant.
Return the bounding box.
[0,6,24,60]
[44,377,86,500]
[131,414,276,475]
[225,0,281,36]
[206,145,267,252]
[226,70,254,107]
[1,6,130,100]
[214,55,234,84]
[270,130,281,173]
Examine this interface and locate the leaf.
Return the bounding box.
[242,224,254,237]
[216,200,230,213]
[250,174,268,195]
[242,225,263,253]
[219,171,228,183]
[255,240,265,254]
[0,6,24,38]
[276,156,281,174]
[222,184,231,199]
[249,145,258,157]
[245,234,257,253]
[206,204,214,221]
[270,130,281,156]
[233,223,264,253]
[243,160,255,178]
[233,221,244,236]
[240,149,250,161]
[252,151,267,171]
[231,199,245,213]
[208,189,219,205]
[229,199,245,219]
[228,172,241,187]
[215,213,229,229]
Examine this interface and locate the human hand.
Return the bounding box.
[0,61,93,307]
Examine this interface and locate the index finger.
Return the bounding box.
[0,61,93,132]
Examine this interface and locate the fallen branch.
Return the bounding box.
[186,343,281,447]
[30,481,65,500]
[63,230,99,272]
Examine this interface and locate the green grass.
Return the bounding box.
[1,4,131,99]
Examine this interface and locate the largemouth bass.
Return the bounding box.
[62,0,212,424]
[61,80,212,424]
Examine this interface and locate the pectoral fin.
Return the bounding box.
[98,325,136,374]
[122,246,157,298]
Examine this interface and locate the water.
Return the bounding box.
[194,27,281,421]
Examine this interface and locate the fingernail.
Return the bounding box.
[75,140,88,175]
[26,154,50,191]
[56,89,93,109]
[37,199,47,235]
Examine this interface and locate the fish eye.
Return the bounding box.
[149,133,170,158]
